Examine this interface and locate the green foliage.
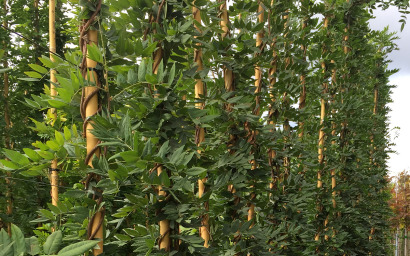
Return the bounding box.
[0,225,99,256]
[0,0,405,255]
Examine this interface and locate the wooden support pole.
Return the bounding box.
[282,10,290,178]
[83,29,104,255]
[315,16,329,243]
[152,43,171,251]
[248,1,264,224]
[220,0,234,93]
[49,0,59,208]
[298,0,307,138]
[193,3,210,247]
[219,0,240,224]
[268,0,278,190]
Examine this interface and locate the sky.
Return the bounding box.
[369,7,410,177]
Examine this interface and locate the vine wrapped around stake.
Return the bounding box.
[79,1,105,255]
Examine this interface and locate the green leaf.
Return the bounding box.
[145,74,158,84]
[87,43,103,63]
[138,60,146,82]
[25,237,40,256]
[142,42,157,57]
[37,150,55,160]
[160,171,171,187]
[0,68,11,74]
[29,64,48,74]
[199,114,219,123]
[43,230,62,254]
[0,242,14,256]
[157,140,170,159]
[39,56,56,68]
[127,69,138,84]
[141,139,152,159]
[3,149,30,166]
[169,145,184,165]
[57,240,100,256]
[0,229,11,246]
[23,148,42,162]
[115,234,131,241]
[64,127,72,141]
[156,60,164,83]
[168,63,176,86]
[46,140,61,151]
[39,209,56,220]
[11,224,26,256]
[124,225,148,237]
[18,77,39,82]
[55,131,64,146]
[0,159,20,170]
[120,151,139,163]
[187,167,207,176]
[179,20,192,32]
[24,71,43,79]
[48,99,68,108]
[0,229,12,256]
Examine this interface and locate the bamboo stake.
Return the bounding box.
[268,0,278,190]
[324,59,337,241]
[248,1,264,224]
[219,0,240,226]
[298,1,307,139]
[83,29,104,255]
[220,0,234,94]
[315,16,329,243]
[369,58,379,244]
[193,4,210,247]
[2,0,12,236]
[147,2,172,250]
[282,10,290,178]
[49,0,59,208]
[152,44,171,251]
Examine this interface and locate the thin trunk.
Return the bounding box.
[247,1,264,225]
[220,0,234,94]
[152,43,172,251]
[298,9,307,139]
[193,4,210,247]
[315,16,329,243]
[220,0,234,178]
[219,2,240,247]
[268,0,278,190]
[282,11,290,178]
[324,60,337,241]
[49,0,59,208]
